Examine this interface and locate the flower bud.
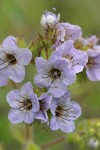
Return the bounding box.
[40,10,60,30]
[88,137,99,149]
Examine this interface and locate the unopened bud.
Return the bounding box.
[40,11,60,30]
[88,137,99,149]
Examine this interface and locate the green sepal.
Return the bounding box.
[17,37,27,48]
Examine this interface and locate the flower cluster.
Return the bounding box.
[1,9,100,133]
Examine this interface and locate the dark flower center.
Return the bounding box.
[6,54,17,65]
[87,57,99,67]
[64,54,73,60]
[48,68,61,80]
[55,105,63,117]
[55,105,76,121]
[39,100,45,111]
[23,99,32,110]
[0,53,17,70]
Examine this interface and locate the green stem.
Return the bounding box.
[23,125,34,150]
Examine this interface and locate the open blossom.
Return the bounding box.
[7,82,39,124]
[0,36,32,84]
[35,92,52,122]
[40,10,60,30]
[86,49,100,81]
[34,54,76,98]
[50,91,81,133]
[53,40,88,74]
[52,22,82,49]
[83,35,98,48]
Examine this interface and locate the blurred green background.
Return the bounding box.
[0,0,100,150]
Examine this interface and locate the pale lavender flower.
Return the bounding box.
[50,91,81,133]
[55,23,82,41]
[35,92,52,122]
[0,36,32,83]
[34,54,76,98]
[7,82,39,124]
[40,10,60,30]
[53,40,88,74]
[52,22,82,49]
[86,49,100,81]
[83,35,98,48]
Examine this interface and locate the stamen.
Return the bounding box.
[55,105,76,121]
[48,68,61,81]
[61,116,70,121]
[13,98,32,111]
[63,107,73,111]
[39,100,46,111]
[0,53,17,71]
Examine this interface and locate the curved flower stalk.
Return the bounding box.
[0,36,32,85]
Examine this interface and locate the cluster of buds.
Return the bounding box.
[0,9,100,133]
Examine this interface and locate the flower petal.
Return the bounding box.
[34,73,52,88]
[2,36,17,50]
[8,64,25,82]
[30,93,39,112]
[24,110,35,124]
[20,82,34,97]
[49,81,67,98]
[67,101,82,120]
[35,111,48,122]
[35,57,48,73]
[16,48,32,65]
[50,116,59,130]
[0,72,8,86]
[6,89,21,108]
[8,108,25,124]
[86,67,100,81]
[59,119,75,133]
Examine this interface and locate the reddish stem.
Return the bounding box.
[41,136,65,150]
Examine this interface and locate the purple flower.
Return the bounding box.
[86,49,100,81]
[83,35,98,48]
[35,92,52,122]
[0,36,32,84]
[53,40,88,74]
[34,54,76,98]
[52,22,82,49]
[6,82,39,124]
[50,91,81,133]
[40,10,60,30]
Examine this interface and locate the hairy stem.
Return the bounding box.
[23,125,34,150]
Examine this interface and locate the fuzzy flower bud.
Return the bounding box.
[88,137,99,149]
[40,10,60,30]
